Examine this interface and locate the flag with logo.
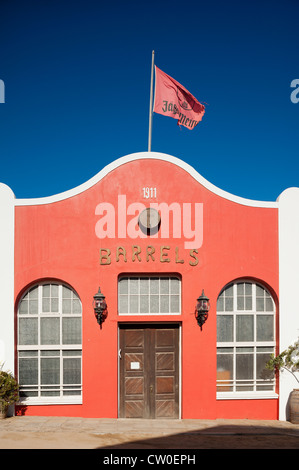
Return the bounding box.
[153,66,205,129]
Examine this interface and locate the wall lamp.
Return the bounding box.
[93,287,108,327]
[195,290,210,330]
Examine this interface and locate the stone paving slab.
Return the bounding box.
[0,416,299,449]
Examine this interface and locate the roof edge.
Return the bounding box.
[15,151,279,208]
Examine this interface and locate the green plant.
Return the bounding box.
[0,364,20,413]
[266,339,299,384]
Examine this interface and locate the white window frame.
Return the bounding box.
[216,281,278,400]
[17,283,82,405]
[118,275,181,315]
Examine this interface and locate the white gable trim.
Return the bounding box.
[15,152,278,208]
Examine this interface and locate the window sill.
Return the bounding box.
[217,392,278,400]
[18,397,82,406]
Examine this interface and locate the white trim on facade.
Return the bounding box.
[278,188,299,421]
[14,152,279,208]
[0,183,15,374]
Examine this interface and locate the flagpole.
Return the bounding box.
[148,50,155,152]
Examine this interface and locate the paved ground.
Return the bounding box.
[0,416,299,449]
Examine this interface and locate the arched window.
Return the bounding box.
[216,281,276,397]
[17,282,82,404]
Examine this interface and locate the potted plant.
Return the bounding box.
[0,364,19,419]
[266,338,299,424]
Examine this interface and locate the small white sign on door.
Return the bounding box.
[130,362,140,370]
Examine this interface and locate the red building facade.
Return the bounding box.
[13,152,279,419]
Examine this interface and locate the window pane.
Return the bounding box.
[266,297,274,312]
[150,278,159,294]
[236,315,254,341]
[118,295,128,313]
[217,296,224,311]
[19,318,38,345]
[237,296,244,310]
[119,278,128,294]
[51,297,59,312]
[256,297,264,311]
[225,297,233,311]
[217,315,233,342]
[41,317,60,344]
[62,317,81,344]
[140,295,149,313]
[130,278,138,294]
[140,278,149,294]
[160,295,169,313]
[256,315,274,341]
[62,299,72,313]
[62,286,71,298]
[19,358,38,385]
[130,295,138,313]
[63,358,81,385]
[237,283,244,295]
[236,353,253,380]
[217,352,233,392]
[226,285,233,296]
[170,278,180,294]
[29,286,38,298]
[170,295,180,312]
[19,300,28,314]
[160,278,169,294]
[29,299,38,314]
[256,285,264,297]
[236,347,254,391]
[42,298,50,312]
[43,285,50,297]
[72,299,81,314]
[217,353,233,376]
[51,285,58,297]
[245,283,252,295]
[256,352,274,381]
[237,283,252,311]
[41,350,59,356]
[41,358,60,384]
[245,296,252,310]
[150,294,159,313]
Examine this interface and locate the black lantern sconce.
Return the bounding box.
[195,290,210,330]
[93,287,108,327]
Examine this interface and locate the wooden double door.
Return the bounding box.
[119,324,180,419]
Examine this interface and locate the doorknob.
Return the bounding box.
[150,385,153,393]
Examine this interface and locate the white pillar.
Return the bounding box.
[0,183,15,374]
[278,187,299,420]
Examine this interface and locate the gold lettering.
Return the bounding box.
[189,249,199,266]
[116,246,127,262]
[98,246,200,266]
[146,245,155,262]
[100,248,111,265]
[132,245,141,262]
[160,245,171,263]
[175,246,184,264]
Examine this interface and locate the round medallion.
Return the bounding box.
[138,208,161,235]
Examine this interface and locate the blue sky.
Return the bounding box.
[0,0,298,201]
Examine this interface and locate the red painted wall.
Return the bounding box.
[14,158,279,419]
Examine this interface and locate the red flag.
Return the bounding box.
[153,66,205,129]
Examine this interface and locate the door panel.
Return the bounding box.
[119,324,179,418]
